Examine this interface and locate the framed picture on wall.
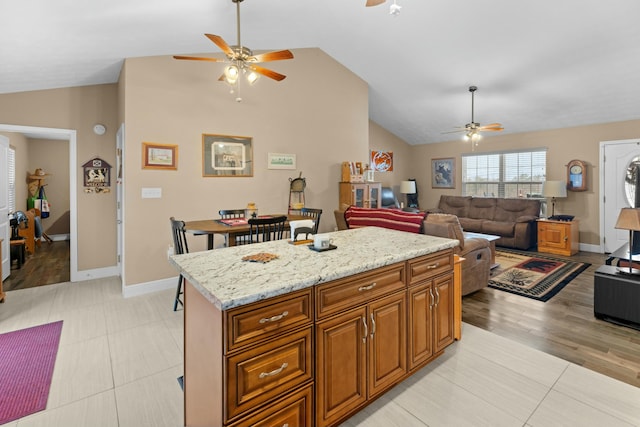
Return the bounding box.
[142,142,178,170]
[370,150,393,172]
[432,157,455,188]
[202,134,253,177]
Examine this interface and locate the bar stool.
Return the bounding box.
[10,238,26,269]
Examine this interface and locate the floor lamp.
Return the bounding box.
[615,207,640,275]
[542,180,567,218]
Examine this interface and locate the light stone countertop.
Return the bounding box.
[169,227,458,310]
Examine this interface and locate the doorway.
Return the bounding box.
[600,138,640,253]
[0,124,77,285]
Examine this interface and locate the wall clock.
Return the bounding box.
[567,159,587,191]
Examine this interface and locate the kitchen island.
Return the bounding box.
[171,227,460,427]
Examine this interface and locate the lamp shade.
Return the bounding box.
[615,208,640,231]
[542,180,567,198]
[400,180,417,194]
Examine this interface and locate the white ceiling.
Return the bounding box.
[3,0,640,145]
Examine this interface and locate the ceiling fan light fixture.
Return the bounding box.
[224,65,239,84]
[246,70,260,85]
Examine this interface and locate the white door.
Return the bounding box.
[0,136,9,280]
[602,139,640,252]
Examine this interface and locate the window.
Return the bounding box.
[8,147,15,213]
[462,148,547,198]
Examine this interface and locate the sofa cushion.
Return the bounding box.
[482,220,515,237]
[458,217,483,232]
[494,198,541,222]
[344,206,426,233]
[438,195,471,218]
[468,197,497,220]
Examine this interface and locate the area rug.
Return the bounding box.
[489,250,590,302]
[0,321,63,424]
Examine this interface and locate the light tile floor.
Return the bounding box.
[0,277,639,426]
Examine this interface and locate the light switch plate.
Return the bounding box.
[141,187,162,199]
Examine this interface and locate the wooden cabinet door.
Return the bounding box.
[407,282,433,370]
[538,221,568,251]
[368,292,406,397]
[434,273,454,352]
[316,306,367,427]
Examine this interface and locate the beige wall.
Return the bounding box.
[368,121,414,200]
[1,49,638,288]
[0,84,119,270]
[409,119,640,246]
[27,138,70,234]
[120,48,369,285]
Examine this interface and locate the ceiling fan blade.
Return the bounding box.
[366,0,386,6]
[173,55,223,62]
[205,34,235,57]
[441,129,467,134]
[249,50,294,63]
[249,64,287,81]
[479,123,504,132]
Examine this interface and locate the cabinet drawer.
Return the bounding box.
[226,289,313,352]
[407,250,453,286]
[230,384,313,427]
[316,263,405,319]
[226,327,313,421]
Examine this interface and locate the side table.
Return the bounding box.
[594,265,640,330]
[537,219,579,256]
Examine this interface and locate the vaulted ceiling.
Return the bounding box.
[2,0,640,145]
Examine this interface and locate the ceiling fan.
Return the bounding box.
[173,0,293,99]
[444,86,504,148]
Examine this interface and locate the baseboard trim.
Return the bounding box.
[45,233,70,242]
[72,266,119,282]
[122,277,176,299]
[580,243,600,253]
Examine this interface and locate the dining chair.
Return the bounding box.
[246,215,287,244]
[170,217,189,311]
[219,209,250,246]
[300,208,323,234]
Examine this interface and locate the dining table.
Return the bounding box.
[184,214,307,249]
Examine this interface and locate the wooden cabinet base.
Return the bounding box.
[183,249,456,427]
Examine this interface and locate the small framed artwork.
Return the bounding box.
[370,150,393,172]
[268,153,296,170]
[142,142,178,170]
[203,134,253,177]
[432,157,455,188]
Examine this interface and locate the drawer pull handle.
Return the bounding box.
[259,362,288,379]
[426,262,440,270]
[370,313,376,339]
[358,282,377,292]
[259,311,289,324]
[362,316,368,343]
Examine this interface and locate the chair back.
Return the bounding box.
[219,209,246,219]
[170,217,189,255]
[300,208,323,234]
[248,216,287,243]
[381,187,400,209]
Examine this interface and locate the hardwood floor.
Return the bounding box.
[4,240,70,291]
[463,249,640,388]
